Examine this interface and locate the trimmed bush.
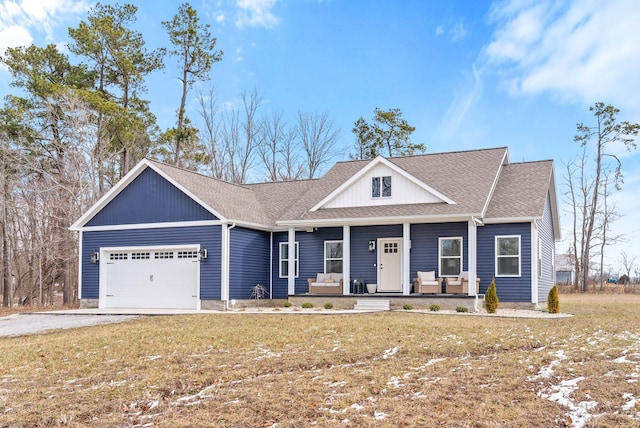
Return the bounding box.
[283,301,292,308]
[456,306,468,313]
[324,302,334,310]
[485,277,499,314]
[301,302,314,309]
[429,304,441,312]
[548,285,560,314]
[403,304,414,310]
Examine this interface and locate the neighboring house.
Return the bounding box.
[70,147,560,310]
[555,254,575,285]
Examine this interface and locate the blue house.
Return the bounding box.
[70,147,560,310]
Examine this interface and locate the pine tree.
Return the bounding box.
[485,277,499,314]
[548,285,560,314]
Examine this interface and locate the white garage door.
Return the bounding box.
[103,247,199,309]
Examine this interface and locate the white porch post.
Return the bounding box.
[403,223,411,295]
[531,221,539,305]
[287,227,296,295]
[77,230,83,300]
[343,225,350,295]
[467,220,477,297]
[221,223,229,301]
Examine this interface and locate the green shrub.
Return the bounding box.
[429,304,440,312]
[456,306,468,313]
[283,301,292,308]
[548,285,560,314]
[403,304,414,310]
[301,302,314,309]
[485,277,499,314]
[324,302,334,310]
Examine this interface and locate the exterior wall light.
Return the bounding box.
[199,248,208,260]
[90,251,100,264]
[368,240,375,252]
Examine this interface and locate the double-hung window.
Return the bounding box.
[496,235,521,277]
[324,241,343,273]
[279,242,299,278]
[372,176,392,198]
[439,237,462,276]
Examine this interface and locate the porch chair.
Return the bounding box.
[308,273,343,294]
[445,272,480,294]
[413,271,442,294]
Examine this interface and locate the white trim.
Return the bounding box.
[467,220,477,297]
[70,159,227,231]
[309,156,456,212]
[98,244,201,310]
[287,229,296,295]
[495,235,521,277]
[438,236,463,278]
[343,225,350,295]
[377,237,403,292]
[279,241,299,279]
[269,232,273,298]
[402,223,411,295]
[277,213,481,228]
[483,216,542,224]
[77,220,222,232]
[77,230,83,300]
[531,222,539,304]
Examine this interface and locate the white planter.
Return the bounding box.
[367,283,377,294]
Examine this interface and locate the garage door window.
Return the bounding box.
[178,250,198,259]
[131,252,150,260]
[155,251,174,259]
[110,253,128,260]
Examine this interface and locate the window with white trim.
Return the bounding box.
[496,235,521,277]
[372,176,392,198]
[439,237,462,276]
[324,241,343,273]
[279,242,299,278]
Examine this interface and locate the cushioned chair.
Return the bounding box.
[308,273,343,294]
[413,271,442,294]
[445,272,480,294]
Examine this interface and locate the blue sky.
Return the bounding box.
[1,0,639,272]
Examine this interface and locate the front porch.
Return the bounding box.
[289,293,484,311]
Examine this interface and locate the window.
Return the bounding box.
[131,252,150,260]
[439,237,462,276]
[109,253,128,260]
[496,236,521,277]
[177,250,198,259]
[279,242,299,278]
[325,241,343,273]
[372,176,392,198]
[155,251,174,259]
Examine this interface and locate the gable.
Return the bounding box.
[85,167,217,227]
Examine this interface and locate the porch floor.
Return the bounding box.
[289,293,484,311]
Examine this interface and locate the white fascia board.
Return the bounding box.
[309,156,456,212]
[483,216,541,224]
[481,148,510,217]
[548,166,562,240]
[69,159,227,231]
[277,213,478,228]
[77,220,222,232]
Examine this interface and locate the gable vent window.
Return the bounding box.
[372,176,392,198]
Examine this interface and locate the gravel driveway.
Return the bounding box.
[0,313,138,337]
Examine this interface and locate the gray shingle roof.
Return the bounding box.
[146,147,553,228]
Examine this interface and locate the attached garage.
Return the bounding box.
[100,246,200,309]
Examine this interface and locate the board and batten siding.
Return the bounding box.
[477,223,532,302]
[537,192,557,302]
[350,224,403,286]
[229,227,270,300]
[86,168,216,226]
[81,225,222,300]
[272,228,343,296]
[324,164,443,208]
[410,222,468,292]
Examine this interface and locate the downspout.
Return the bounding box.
[224,222,236,310]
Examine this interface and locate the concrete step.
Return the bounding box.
[353,299,390,311]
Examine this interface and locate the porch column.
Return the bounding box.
[403,223,411,295]
[467,220,477,297]
[221,223,230,301]
[343,225,350,295]
[287,227,296,295]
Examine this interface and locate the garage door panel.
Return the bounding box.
[104,248,198,309]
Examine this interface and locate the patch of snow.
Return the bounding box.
[622,393,637,411]
[373,411,388,420]
[383,347,398,359]
[350,403,364,411]
[537,376,597,428]
[387,376,403,388]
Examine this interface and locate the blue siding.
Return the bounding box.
[410,222,468,293]
[351,224,403,286]
[477,223,532,302]
[86,168,216,226]
[229,227,270,300]
[538,192,556,302]
[272,228,343,296]
[82,225,221,300]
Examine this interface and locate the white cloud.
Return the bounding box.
[435,25,444,36]
[484,0,640,116]
[0,25,32,57]
[437,64,483,140]
[235,0,281,29]
[435,22,468,41]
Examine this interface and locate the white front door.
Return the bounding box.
[378,238,402,292]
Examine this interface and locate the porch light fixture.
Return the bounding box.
[368,240,375,252]
[199,248,208,260]
[90,251,99,264]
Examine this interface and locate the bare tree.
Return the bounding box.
[620,251,637,286]
[296,111,340,179]
[596,172,623,289]
[258,110,305,181]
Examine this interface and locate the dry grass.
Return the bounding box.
[1,294,640,427]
